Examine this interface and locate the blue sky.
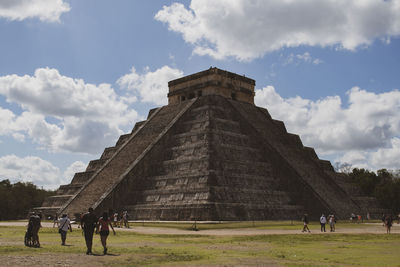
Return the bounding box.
[1,0,400,188]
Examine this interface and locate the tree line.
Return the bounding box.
[0,179,55,220]
[344,168,400,213]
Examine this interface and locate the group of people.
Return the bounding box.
[319,214,336,232]
[81,208,116,255]
[112,211,130,228]
[350,213,363,223]
[25,212,42,247]
[302,213,337,233]
[26,208,117,255]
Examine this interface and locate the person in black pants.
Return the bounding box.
[80,208,98,255]
[320,214,327,232]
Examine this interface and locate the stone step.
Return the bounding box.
[213,143,265,162]
[140,188,211,203]
[115,133,131,147]
[100,146,117,160]
[212,117,241,132]
[151,176,209,189]
[129,120,146,136]
[57,183,84,195]
[212,175,277,189]
[42,194,74,207]
[211,187,292,204]
[71,171,95,184]
[161,157,210,176]
[86,159,106,172]
[169,141,209,159]
[211,159,272,175]
[140,190,211,204]
[151,171,211,182]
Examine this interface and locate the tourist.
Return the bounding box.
[53,213,59,228]
[113,212,119,227]
[122,211,130,228]
[366,212,370,221]
[81,207,98,255]
[96,211,116,254]
[329,215,336,232]
[301,214,311,233]
[350,213,357,223]
[385,215,393,234]
[58,214,72,245]
[320,214,326,232]
[29,212,41,247]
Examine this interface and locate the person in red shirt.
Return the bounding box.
[96,211,115,254]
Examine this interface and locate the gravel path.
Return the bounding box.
[1,221,399,235]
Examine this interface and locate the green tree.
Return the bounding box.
[0,179,55,220]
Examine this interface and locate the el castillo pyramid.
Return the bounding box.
[36,68,385,220]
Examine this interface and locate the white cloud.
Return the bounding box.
[155,0,400,61]
[255,85,400,170]
[0,0,70,22]
[0,155,88,189]
[117,66,183,105]
[63,161,86,183]
[0,68,139,154]
[0,154,61,189]
[283,52,323,66]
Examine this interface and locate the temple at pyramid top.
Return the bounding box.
[168,67,255,105]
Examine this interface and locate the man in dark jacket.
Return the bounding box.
[80,208,98,254]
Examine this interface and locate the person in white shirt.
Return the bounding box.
[320,214,327,232]
[58,214,72,245]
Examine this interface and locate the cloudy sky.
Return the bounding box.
[1,0,400,189]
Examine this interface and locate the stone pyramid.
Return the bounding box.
[37,68,384,220]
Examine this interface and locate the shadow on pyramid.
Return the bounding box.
[36,68,385,221]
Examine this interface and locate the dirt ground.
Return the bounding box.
[1,221,399,235]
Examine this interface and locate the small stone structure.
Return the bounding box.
[36,68,385,220]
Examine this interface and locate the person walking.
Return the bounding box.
[58,214,72,245]
[329,215,336,232]
[53,213,59,228]
[320,214,327,232]
[96,212,116,255]
[80,207,98,255]
[301,214,311,233]
[385,215,393,234]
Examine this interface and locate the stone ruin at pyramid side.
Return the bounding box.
[36,68,385,220]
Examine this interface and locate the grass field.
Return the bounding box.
[0,221,399,266]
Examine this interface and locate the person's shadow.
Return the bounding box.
[92,253,120,256]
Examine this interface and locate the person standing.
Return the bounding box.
[122,211,130,228]
[81,208,98,255]
[29,212,41,247]
[320,214,327,232]
[58,214,72,245]
[329,215,336,232]
[96,212,116,255]
[385,215,393,234]
[301,214,311,233]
